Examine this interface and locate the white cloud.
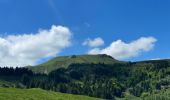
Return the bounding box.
[88,37,157,60]
[0,25,72,67]
[150,58,161,60]
[83,37,104,47]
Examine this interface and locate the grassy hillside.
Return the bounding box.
[0,88,102,100]
[30,54,122,73]
[1,87,169,100]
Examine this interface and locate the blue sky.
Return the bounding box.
[0,0,169,66]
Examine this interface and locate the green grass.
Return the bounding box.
[0,88,169,100]
[30,54,122,73]
[0,88,102,100]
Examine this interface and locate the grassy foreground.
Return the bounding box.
[0,88,102,100]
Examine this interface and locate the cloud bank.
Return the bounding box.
[88,37,157,60]
[0,25,72,67]
[83,37,104,47]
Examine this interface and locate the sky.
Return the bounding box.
[0,0,169,66]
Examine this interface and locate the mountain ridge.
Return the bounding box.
[30,54,123,73]
[30,54,170,74]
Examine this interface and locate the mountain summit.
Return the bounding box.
[30,54,122,73]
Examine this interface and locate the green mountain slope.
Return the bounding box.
[0,88,102,100]
[136,59,170,64]
[1,55,170,99]
[30,54,122,73]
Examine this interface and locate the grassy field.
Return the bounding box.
[0,88,169,100]
[0,88,102,100]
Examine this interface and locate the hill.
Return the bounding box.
[0,55,170,99]
[0,88,101,100]
[30,54,122,73]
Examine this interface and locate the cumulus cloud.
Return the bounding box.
[0,25,72,67]
[83,37,104,47]
[88,37,157,60]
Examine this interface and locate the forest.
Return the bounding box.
[0,59,170,100]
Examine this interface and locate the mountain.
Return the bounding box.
[30,54,123,73]
[0,55,170,99]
